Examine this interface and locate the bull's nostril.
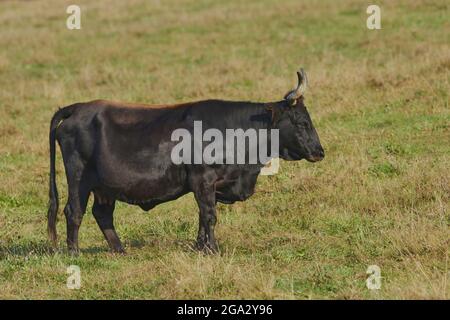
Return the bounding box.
[318,148,324,158]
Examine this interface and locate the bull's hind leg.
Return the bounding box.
[60,144,92,254]
[64,173,90,255]
[92,196,124,253]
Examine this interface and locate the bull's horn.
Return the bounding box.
[284,68,308,104]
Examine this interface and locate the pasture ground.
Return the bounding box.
[0,0,448,299]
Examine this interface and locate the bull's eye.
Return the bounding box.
[290,113,310,129]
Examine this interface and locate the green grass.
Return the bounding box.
[0,0,449,299]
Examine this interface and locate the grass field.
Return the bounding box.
[0,0,449,299]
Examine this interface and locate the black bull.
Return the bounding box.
[48,94,324,254]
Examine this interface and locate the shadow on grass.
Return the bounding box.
[0,240,110,258]
[125,237,211,255]
[0,240,54,258]
[0,237,211,258]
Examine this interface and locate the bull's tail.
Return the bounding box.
[47,105,76,246]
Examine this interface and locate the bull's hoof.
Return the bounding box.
[204,244,219,254]
[195,240,219,254]
[110,247,126,255]
[68,248,80,256]
[194,240,206,251]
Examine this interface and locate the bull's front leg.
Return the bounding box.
[195,211,206,250]
[193,183,218,253]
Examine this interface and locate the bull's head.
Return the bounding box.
[273,68,324,162]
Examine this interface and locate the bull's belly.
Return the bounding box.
[120,189,188,211]
[93,162,188,210]
[94,181,188,210]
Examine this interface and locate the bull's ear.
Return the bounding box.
[284,68,308,106]
[266,103,284,124]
